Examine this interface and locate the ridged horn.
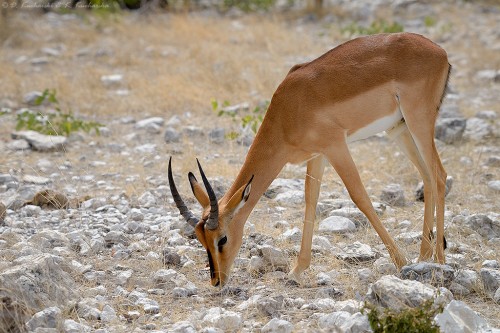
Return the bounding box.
[196,158,219,230]
[168,157,198,228]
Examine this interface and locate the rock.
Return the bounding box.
[488,180,500,192]
[400,263,455,286]
[138,191,156,208]
[63,319,91,333]
[366,275,453,311]
[435,117,467,144]
[415,176,453,201]
[129,208,144,221]
[319,215,356,233]
[100,304,117,323]
[208,128,226,144]
[183,125,204,137]
[328,207,369,226]
[23,91,44,105]
[26,307,62,331]
[164,127,181,143]
[435,300,492,333]
[312,235,333,253]
[104,230,129,246]
[0,254,79,314]
[281,227,302,242]
[485,156,500,167]
[482,260,500,269]
[395,231,422,244]
[439,104,462,118]
[317,311,371,332]
[274,190,304,205]
[480,268,500,296]
[134,117,165,131]
[221,102,250,115]
[464,214,500,239]
[29,230,70,249]
[449,281,472,296]
[136,297,160,314]
[464,117,493,141]
[201,307,242,332]
[76,299,101,320]
[7,139,30,150]
[476,110,498,120]
[115,269,133,286]
[259,244,288,269]
[248,255,265,273]
[134,143,157,153]
[22,175,51,185]
[380,183,406,206]
[171,321,197,333]
[31,57,50,65]
[373,257,397,275]
[474,69,500,82]
[494,288,500,304]
[261,318,294,333]
[453,269,479,291]
[100,74,123,86]
[152,269,197,295]
[11,131,67,151]
[264,178,303,199]
[162,247,182,266]
[358,268,374,282]
[336,242,378,263]
[256,296,283,317]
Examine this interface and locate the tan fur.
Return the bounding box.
[175,32,450,286]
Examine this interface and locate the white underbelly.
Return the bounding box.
[346,108,403,143]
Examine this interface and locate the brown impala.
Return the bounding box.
[168,32,451,287]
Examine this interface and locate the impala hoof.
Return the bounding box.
[287,270,303,286]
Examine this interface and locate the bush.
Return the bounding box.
[212,99,269,140]
[14,89,103,136]
[362,299,443,333]
[342,19,404,37]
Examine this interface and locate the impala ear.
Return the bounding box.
[227,175,253,215]
[188,172,210,208]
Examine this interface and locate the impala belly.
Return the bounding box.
[346,108,403,143]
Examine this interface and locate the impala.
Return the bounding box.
[168,32,451,287]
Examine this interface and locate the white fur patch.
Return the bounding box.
[347,108,403,143]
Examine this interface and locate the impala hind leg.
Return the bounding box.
[399,110,448,264]
[289,155,325,283]
[325,142,407,269]
[387,122,435,260]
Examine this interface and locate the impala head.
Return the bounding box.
[168,157,253,287]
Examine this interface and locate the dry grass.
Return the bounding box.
[0,2,499,330]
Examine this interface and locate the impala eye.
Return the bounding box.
[218,236,227,250]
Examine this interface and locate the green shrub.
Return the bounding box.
[211,99,269,140]
[15,89,103,136]
[362,299,443,333]
[424,16,437,28]
[342,19,404,37]
[223,0,276,12]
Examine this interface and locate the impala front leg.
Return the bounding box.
[289,155,325,284]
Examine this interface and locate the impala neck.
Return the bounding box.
[221,118,288,221]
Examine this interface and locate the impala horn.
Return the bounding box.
[168,157,198,228]
[196,159,219,230]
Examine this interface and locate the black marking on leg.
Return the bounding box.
[443,235,447,250]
